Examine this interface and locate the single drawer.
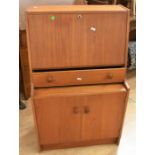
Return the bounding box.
[32,68,126,88]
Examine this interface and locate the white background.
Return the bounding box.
[0,0,155,154]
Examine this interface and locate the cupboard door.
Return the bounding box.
[27,12,128,69]
[34,95,82,145]
[81,92,127,141]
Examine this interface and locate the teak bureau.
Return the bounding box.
[26,5,130,151]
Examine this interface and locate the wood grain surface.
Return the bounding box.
[33,84,127,147]
[27,11,128,69]
[26,5,128,14]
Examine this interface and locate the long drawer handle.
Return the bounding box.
[84,106,90,114]
[73,106,80,114]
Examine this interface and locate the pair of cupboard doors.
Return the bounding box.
[33,84,127,148]
[27,5,129,70]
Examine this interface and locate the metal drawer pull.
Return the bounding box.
[73,107,80,114]
[90,26,96,32]
[76,77,82,81]
[84,106,90,114]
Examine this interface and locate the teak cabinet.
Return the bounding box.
[26,5,130,151]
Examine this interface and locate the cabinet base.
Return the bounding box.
[40,138,118,151]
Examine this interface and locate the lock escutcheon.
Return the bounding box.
[77,14,82,19]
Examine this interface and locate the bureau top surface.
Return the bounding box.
[26,5,128,14]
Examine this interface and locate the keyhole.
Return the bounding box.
[77,14,82,19]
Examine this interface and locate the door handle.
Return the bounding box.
[73,106,80,114]
[84,106,90,114]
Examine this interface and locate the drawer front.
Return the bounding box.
[27,12,128,69]
[32,68,126,88]
[33,84,128,146]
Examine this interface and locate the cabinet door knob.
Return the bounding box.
[73,107,80,114]
[84,106,90,114]
[47,76,54,83]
